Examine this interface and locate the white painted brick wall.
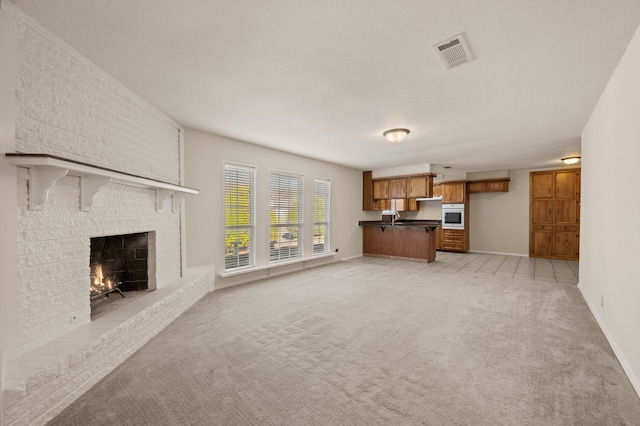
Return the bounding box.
[15,22,179,184]
[13,19,184,355]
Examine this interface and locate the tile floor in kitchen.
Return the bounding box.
[357,251,579,285]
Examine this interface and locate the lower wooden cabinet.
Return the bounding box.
[361,224,437,262]
[442,229,467,252]
[435,226,442,250]
[530,224,579,259]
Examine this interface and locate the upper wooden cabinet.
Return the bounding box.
[441,181,467,204]
[363,172,390,211]
[407,175,433,198]
[555,170,579,198]
[433,183,442,197]
[531,173,554,199]
[389,179,407,198]
[468,178,510,193]
[373,180,389,200]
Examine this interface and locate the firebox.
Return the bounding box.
[90,231,156,303]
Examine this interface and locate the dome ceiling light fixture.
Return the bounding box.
[383,128,410,143]
[561,156,581,165]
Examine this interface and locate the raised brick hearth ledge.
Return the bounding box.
[2,267,212,426]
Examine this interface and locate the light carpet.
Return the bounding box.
[49,257,640,425]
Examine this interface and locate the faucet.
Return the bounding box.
[392,210,400,226]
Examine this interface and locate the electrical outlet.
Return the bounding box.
[600,295,604,308]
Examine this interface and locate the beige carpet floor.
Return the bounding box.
[49,257,640,425]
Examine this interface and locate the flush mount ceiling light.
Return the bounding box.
[383,128,410,143]
[561,156,581,165]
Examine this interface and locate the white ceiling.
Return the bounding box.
[11,0,640,174]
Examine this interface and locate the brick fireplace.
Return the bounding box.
[90,231,155,299]
[1,6,210,426]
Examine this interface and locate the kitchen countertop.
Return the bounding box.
[358,220,441,227]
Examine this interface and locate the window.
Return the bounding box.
[270,172,303,262]
[313,178,330,255]
[224,163,256,271]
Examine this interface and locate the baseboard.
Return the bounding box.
[341,254,363,261]
[577,283,640,399]
[468,250,529,257]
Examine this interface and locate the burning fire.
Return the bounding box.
[90,264,115,297]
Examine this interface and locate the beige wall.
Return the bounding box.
[1,5,19,409]
[580,25,640,396]
[184,128,365,288]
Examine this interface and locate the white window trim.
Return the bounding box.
[313,176,331,256]
[223,161,257,272]
[269,170,304,264]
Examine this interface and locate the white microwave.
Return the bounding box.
[442,204,465,229]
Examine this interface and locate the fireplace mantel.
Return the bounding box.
[6,153,199,211]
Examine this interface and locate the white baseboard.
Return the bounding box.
[577,283,640,399]
[341,254,363,261]
[468,249,529,257]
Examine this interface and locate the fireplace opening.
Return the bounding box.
[90,231,156,316]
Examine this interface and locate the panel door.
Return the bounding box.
[554,230,578,259]
[555,199,578,225]
[442,182,465,204]
[555,170,579,198]
[531,172,554,198]
[389,179,407,198]
[408,177,431,198]
[531,200,553,224]
[530,230,553,257]
[373,180,389,200]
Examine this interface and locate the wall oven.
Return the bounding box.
[442,204,465,229]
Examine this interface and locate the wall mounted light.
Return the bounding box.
[561,156,581,165]
[383,128,410,143]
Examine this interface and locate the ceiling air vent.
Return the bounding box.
[433,33,473,70]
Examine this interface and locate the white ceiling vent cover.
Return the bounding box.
[433,33,473,70]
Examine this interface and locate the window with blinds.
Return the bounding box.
[224,163,256,272]
[313,178,331,255]
[270,171,303,263]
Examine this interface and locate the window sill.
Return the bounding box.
[218,252,335,278]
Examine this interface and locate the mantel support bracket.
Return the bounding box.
[29,166,69,210]
[156,189,174,212]
[80,176,112,212]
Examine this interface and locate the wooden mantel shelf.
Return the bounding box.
[6,153,199,212]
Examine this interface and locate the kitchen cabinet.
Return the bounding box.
[529,169,580,260]
[441,181,467,204]
[433,183,442,197]
[362,171,391,211]
[364,172,431,211]
[373,180,389,200]
[394,198,418,211]
[360,222,437,262]
[435,225,442,250]
[468,178,510,193]
[408,175,434,198]
[442,229,467,252]
[389,179,407,198]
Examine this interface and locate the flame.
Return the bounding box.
[94,264,104,285]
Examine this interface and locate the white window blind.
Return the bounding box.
[313,178,330,255]
[270,172,303,263]
[224,163,256,272]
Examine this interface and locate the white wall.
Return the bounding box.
[580,25,640,396]
[184,128,364,288]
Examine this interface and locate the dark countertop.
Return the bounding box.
[358,220,441,227]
